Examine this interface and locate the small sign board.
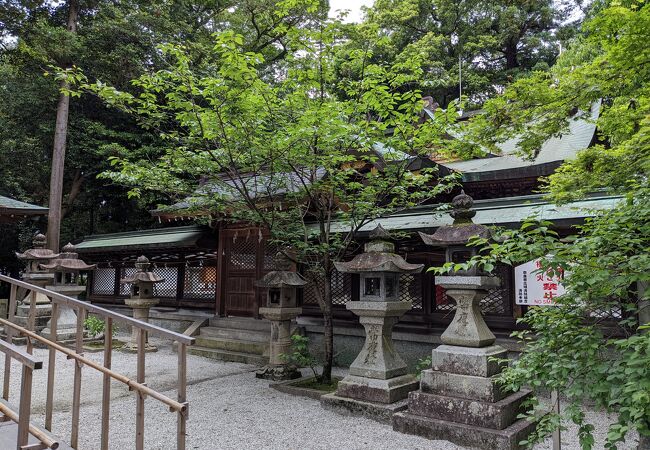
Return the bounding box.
[514,259,566,306]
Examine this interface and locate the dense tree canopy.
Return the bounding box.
[344,0,582,108]
[0,0,324,262]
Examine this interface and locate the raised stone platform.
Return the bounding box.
[393,410,536,449]
[393,343,535,450]
[406,389,532,430]
[321,393,409,424]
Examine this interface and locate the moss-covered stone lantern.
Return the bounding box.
[255,252,306,381]
[418,191,497,346]
[392,191,535,449]
[120,255,164,352]
[15,233,60,305]
[321,225,423,421]
[40,243,96,341]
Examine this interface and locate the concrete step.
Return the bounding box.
[13,315,50,329]
[194,336,269,355]
[187,346,267,366]
[209,317,270,332]
[17,304,52,317]
[199,326,270,343]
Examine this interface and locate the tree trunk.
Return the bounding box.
[46,0,79,251]
[321,270,334,383]
[504,39,519,70]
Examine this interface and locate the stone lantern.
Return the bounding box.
[255,252,306,381]
[40,243,96,341]
[393,191,535,449]
[13,233,60,332]
[321,225,423,422]
[120,256,163,352]
[417,191,497,346]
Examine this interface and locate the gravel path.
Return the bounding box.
[0,335,639,450]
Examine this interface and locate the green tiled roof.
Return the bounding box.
[325,193,621,234]
[76,226,211,252]
[0,195,48,215]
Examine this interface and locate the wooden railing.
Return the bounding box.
[0,274,195,450]
[0,338,59,449]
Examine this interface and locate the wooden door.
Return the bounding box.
[219,228,274,317]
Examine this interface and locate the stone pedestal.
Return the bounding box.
[12,273,55,335]
[393,276,536,450]
[41,284,85,342]
[256,307,302,381]
[122,298,159,353]
[321,301,418,422]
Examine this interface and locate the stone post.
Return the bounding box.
[257,306,302,380]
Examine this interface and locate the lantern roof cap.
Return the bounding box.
[419,191,492,247]
[334,252,423,274]
[40,243,96,272]
[16,233,60,260]
[369,224,391,241]
[335,222,423,274]
[121,255,164,284]
[256,271,307,288]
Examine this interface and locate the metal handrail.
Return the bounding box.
[1,274,194,450]
[0,274,194,345]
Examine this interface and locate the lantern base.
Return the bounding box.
[121,342,158,353]
[335,374,419,404]
[255,364,301,381]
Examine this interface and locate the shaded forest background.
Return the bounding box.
[0,0,583,273]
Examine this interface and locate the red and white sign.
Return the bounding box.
[514,259,566,306]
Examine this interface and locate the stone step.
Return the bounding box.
[393,410,536,450]
[13,315,51,329]
[209,317,270,332]
[194,336,269,355]
[17,304,52,317]
[187,346,267,366]
[199,326,270,343]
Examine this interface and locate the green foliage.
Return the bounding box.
[460,2,650,201]
[280,334,320,380]
[345,0,578,108]
[415,355,432,380]
[84,315,116,339]
[72,13,459,381]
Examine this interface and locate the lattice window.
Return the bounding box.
[92,268,116,295]
[331,270,352,305]
[399,273,423,309]
[263,243,280,271]
[119,267,136,295]
[434,285,456,312]
[302,276,321,305]
[434,265,514,317]
[154,267,178,298]
[480,265,512,316]
[302,270,352,306]
[230,238,256,270]
[185,265,217,299]
[588,303,623,321]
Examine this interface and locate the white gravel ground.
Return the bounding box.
[0,334,639,450]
